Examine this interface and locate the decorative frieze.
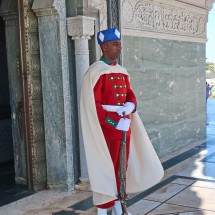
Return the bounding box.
[107,0,119,28]
[121,0,208,42]
[22,0,47,190]
[32,7,57,17]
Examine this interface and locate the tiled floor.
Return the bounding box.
[1,99,215,215]
[128,176,215,214]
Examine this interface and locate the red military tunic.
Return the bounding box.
[93,57,137,208]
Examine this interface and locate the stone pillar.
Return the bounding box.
[67,16,95,185]
[32,0,74,190]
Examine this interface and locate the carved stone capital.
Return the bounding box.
[67,16,95,40]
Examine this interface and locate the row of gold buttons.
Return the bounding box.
[115,93,127,98]
[109,76,125,80]
[112,84,126,89]
[116,102,125,106]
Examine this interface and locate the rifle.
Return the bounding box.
[118,112,129,215]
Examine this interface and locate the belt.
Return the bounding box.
[102,105,123,112]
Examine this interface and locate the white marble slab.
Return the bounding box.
[128,199,161,214]
[147,203,201,214]
[167,186,215,211]
[192,181,215,189]
[144,183,187,203]
[177,161,215,180]
[178,210,215,215]
[171,178,196,186]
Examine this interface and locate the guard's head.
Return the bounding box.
[97,28,122,61]
[97,28,121,45]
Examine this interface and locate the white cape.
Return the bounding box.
[80,61,164,205]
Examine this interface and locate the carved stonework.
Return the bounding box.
[107,0,119,28]
[22,0,46,189]
[88,0,107,30]
[67,16,95,39]
[32,8,57,17]
[121,0,208,41]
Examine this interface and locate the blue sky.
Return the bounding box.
[206,4,215,63]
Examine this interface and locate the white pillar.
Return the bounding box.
[67,16,95,187]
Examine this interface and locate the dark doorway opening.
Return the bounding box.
[0,17,15,184]
[0,16,34,207]
[0,15,17,205]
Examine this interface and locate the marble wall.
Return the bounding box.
[122,36,206,156]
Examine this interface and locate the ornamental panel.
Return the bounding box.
[31,79,42,97]
[29,54,41,78]
[23,0,46,189]
[32,120,45,142]
[28,32,39,53]
[27,12,38,30]
[107,0,119,28]
[121,0,207,41]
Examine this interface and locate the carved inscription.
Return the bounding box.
[121,0,207,38]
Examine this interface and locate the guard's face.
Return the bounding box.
[101,39,122,61]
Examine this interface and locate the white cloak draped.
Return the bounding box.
[80,61,164,205]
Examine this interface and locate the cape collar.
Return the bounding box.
[100,56,117,66]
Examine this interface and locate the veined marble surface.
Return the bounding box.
[122,36,206,157]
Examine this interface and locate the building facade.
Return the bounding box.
[0,0,214,191]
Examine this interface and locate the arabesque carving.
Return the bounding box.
[22,0,47,189]
[67,16,95,39]
[121,0,207,39]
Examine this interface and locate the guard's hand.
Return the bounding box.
[116,118,131,131]
[117,102,135,116]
